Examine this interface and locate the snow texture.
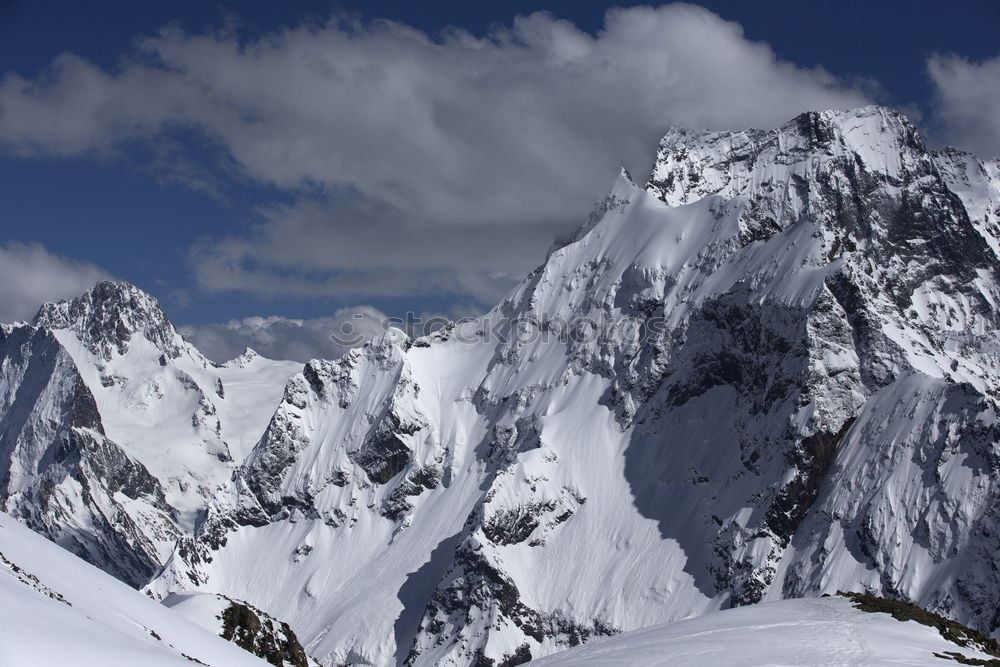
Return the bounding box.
[528,596,999,666]
[0,510,268,666]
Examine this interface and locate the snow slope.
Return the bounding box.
[528,596,999,666]
[147,106,1000,667]
[0,510,267,667]
[164,591,318,667]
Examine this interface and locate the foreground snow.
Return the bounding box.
[529,597,997,666]
[0,511,266,667]
[4,499,995,667]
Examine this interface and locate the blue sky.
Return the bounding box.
[1,1,999,360]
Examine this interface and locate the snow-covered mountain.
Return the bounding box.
[0,281,300,585]
[4,105,1000,667]
[144,106,1000,666]
[8,501,996,667]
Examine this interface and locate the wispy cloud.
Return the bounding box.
[928,53,1000,158]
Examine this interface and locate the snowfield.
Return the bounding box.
[528,596,999,666]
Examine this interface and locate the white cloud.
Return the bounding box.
[181,301,486,363]
[0,4,875,304]
[0,242,112,323]
[928,53,1000,158]
[179,307,391,363]
[187,196,559,305]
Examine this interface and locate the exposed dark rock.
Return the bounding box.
[352,430,411,485]
[70,375,105,435]
[483,501,557,546]
[838,591,1000,663]
[382,466,442,520]
[764,419,856,547]
[351,407,419,485]
[221,598,313,667]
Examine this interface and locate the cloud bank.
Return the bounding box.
[0,242,112,323]
[0,4,876,304]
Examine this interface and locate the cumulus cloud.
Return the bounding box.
[179,307,392,363]
[0,4,875,304]
[928,53,1000,158]
[0,242,112,323]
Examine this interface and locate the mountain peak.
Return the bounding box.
[642,104,966,258]
[33,280,183,360]
[791,104,924,153]
[648,105,928,206]
[223,347,261,368]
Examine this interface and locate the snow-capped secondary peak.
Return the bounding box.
[224,347,262,368]
[3,280,301,587]
[24,280,302,513]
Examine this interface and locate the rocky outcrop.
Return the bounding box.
[220,598,313,667]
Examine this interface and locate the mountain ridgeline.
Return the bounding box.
[2,106,1000,666]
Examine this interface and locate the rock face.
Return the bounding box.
[139,106,1000,667]
[6,106,1000,667]
[0,324,177,586]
